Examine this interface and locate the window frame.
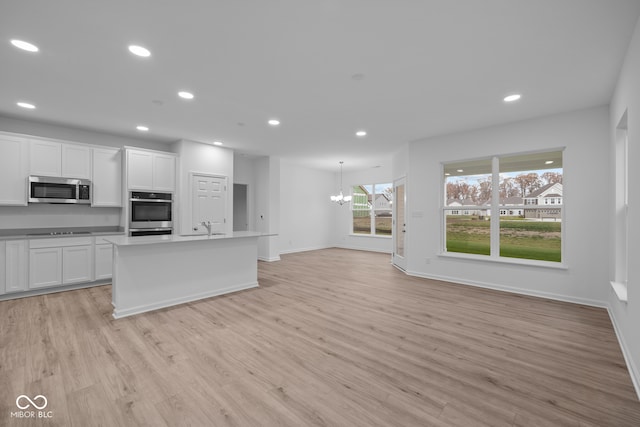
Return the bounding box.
[440,149,566,268]
[351,183,393,238]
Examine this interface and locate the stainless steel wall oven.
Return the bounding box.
[129,191,173,236]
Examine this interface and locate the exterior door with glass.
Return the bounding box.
[393,177,407,270]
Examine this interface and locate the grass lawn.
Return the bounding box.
[446,216,561,262]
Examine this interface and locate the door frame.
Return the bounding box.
[392,176,407,271]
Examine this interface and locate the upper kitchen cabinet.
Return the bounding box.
[0,133,29,205]
[30,139,92,179]
[152,153,176,192]
[126,148,176,192]
[62,144,92,179]
[92,147,122,207]
[30,139,61,176]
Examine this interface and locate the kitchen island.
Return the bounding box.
[105,231,261,319]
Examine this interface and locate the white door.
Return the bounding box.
[392,177,407,270]
[192,174,227,234]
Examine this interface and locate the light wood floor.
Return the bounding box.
[1,248,639,426]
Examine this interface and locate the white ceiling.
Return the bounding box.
[1,0,639,171]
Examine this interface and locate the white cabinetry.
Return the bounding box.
[126,148,176,192]
[30,139,91,179]
[0,133,29,205]
[62,144,92,179]
[29,237,93,289]
[30,139,62,176]
[92,148,122,207]
[153,153,176,192]
[94,236,116,280]
[63,245,93,284]
[3,240,28,293]
[29,247,63,288]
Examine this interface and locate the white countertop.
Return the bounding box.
[104,231,263,246]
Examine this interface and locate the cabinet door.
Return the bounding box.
[93,148,122,206]
[127,150,153,190]
[0,135,29,205]
[30,140,62,176]
[62,144,91,179]
[152,153,176,192]
[5,240,28,293]
[63,245,93,284]
[29,247,62,289]
[94,243,113,280]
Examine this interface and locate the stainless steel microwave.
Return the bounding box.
[28,176,92,204]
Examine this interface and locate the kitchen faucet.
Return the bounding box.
[201,220,212,236]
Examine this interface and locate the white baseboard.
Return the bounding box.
[334,244,392,254]
[607,306,640,400]
[112,282,259,319]
[405,270,606,308]
[258,255,281,262]
[279,245,333,255]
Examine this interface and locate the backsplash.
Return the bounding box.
[0,204,121,229]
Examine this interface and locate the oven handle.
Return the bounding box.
[129,228,173,232]
[129,199,172,203]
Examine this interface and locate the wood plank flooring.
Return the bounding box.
[1,248,639,426]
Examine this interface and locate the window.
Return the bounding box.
[443,150,563,263]
[352,183,393,236]
[443,158,492,255]
[612,113,628,300]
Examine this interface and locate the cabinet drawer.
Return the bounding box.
[30,236,93,249]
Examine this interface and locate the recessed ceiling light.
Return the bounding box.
[178,91,194,100]
[445,173,451,176]
[456,169,464,173]
[545,160,554,165]
[213,141,223,146]
[11,39,39,52]
[268,119,280,126]
[503,94,521,102]
[128,45,151,57]
[17,102,35,109]
[356,130,367,137]
[136,125,149,131]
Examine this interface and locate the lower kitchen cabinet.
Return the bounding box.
[3,240,28,293]
[94,242,113,280]
[63,245,93,284]
[29,247,63,288]
[29,237,93,290]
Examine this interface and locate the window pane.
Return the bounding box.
[444,159,492,256]
[352,185,371,234]
[374,183,393,235]
[499,151,562,262]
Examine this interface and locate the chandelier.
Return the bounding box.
[330,161,352,205]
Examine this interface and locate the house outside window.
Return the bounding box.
[443,150,563,263]
[352,183,393,236]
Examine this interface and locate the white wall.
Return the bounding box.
[279,161,335,254]
[401,106,610,306]
[254,156,280,261]
[172,140,234,236]
[609,16,640,397]
[334,165,394,254]
[0,116,171,230]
